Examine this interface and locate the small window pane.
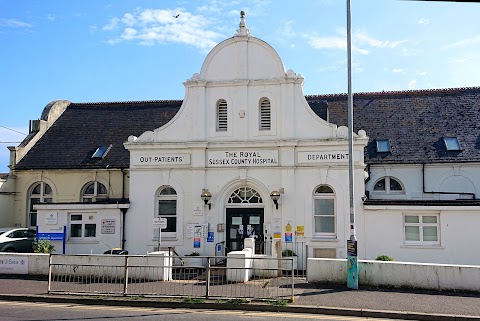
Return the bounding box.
[423,226,438,241]
[44,184,52,195]
[84,183,95,194]
[444,137,460,151]
[315,186,333,194]
[315,217,335,233]
[405,215,419,223]
[71,215,82,221]
[315,199,334,216]
[159,200,176,215]
[160,187,176,195]
[85,224,96,237]
[32,184,41,194]
[422,216,437,224]
[374,179,386,191]
[30,213,37,227]
[97,183,107,195]
[405,226,420,241]
[71,224,82,237]
[376,139,390,153]
[164,217,177,232]
[390,178,402,191]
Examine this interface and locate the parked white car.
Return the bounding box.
[0,227,36,253]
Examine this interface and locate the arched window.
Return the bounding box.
[259,98,271,130]
[81,181,108,202]
[373,177,404,193]
[228,187,263,204]
[155,186,177,238]
[216,99,228,131]
[313,185,335,237]
[28,182,53,227]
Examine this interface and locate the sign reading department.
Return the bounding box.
[208,150,278,167]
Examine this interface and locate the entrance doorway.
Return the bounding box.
[226,208,264,254]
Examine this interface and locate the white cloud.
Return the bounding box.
[443,35,480,50]
[306,29,404,55]
[103,17,120,31]
[354,30,407,49]
[0,18,32,28]
[392,68,405,74]
[408,79,417,89]
[418,18,430,25]
[416,70,427,76]
[104,8,225,51]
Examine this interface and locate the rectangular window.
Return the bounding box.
[69,214,97,239]
[404,214,439,245]
[314,198,335,236]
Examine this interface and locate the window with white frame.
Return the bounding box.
[69,213,97,239]
[259,98,271,130]
[28,182,53,227]
[216,100,228,131]
[155,186,177,238]
[403,214,439,245]
[81,181,108,202]
[313,185,336,237]
[373,177,404,193]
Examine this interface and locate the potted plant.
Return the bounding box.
[281,249,298,270]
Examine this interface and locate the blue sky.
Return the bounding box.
[1,0,480,172]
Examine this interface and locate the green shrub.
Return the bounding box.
[185,252,200,256]
[281,249,297,257]
[376,255,394,261]
[33,239,55,253]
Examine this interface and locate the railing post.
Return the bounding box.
[291,256,295,302]
[205,257,211,299]
[123,255,129,296]
[47,254,53,293]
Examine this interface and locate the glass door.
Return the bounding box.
[226,208,264,254]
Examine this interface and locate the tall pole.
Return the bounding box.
[346,0,358,290]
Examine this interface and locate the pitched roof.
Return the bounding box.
[318,87,480,164]
[15,101,181,170]
[14,87,480,170]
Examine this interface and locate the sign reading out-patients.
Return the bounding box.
[132,153,191,166]
[208,150,278,167]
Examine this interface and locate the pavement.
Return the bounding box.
[0,275,479,321]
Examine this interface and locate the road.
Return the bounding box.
[0,300,404,321]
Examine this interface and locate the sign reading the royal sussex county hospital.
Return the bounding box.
[207,150,279,167]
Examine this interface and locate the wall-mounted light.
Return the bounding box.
[201,190,212,210]
[270,190,280,210]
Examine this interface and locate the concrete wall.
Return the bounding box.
[307,258,480,291]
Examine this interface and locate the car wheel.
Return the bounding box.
[4,248,15,252]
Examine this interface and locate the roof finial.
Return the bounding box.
[235,10,250,37]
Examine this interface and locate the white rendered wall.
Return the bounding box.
[307,258,480,291]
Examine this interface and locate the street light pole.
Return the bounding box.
[346,0,358,290]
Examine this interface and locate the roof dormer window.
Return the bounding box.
[92,145,112,159]
[443,137,461,151]
[376,139,390,153]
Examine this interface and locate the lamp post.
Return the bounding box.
[346,0,358,290]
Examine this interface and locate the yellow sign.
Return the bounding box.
[296,225,304,237]
[285,223,292,232]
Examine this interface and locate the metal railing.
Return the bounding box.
[47,254,300,301]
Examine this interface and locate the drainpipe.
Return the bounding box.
[121,168,127,249]
[422,163,475,199]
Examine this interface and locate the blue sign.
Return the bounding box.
[37,232,64,240]
[207,231,214,242]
